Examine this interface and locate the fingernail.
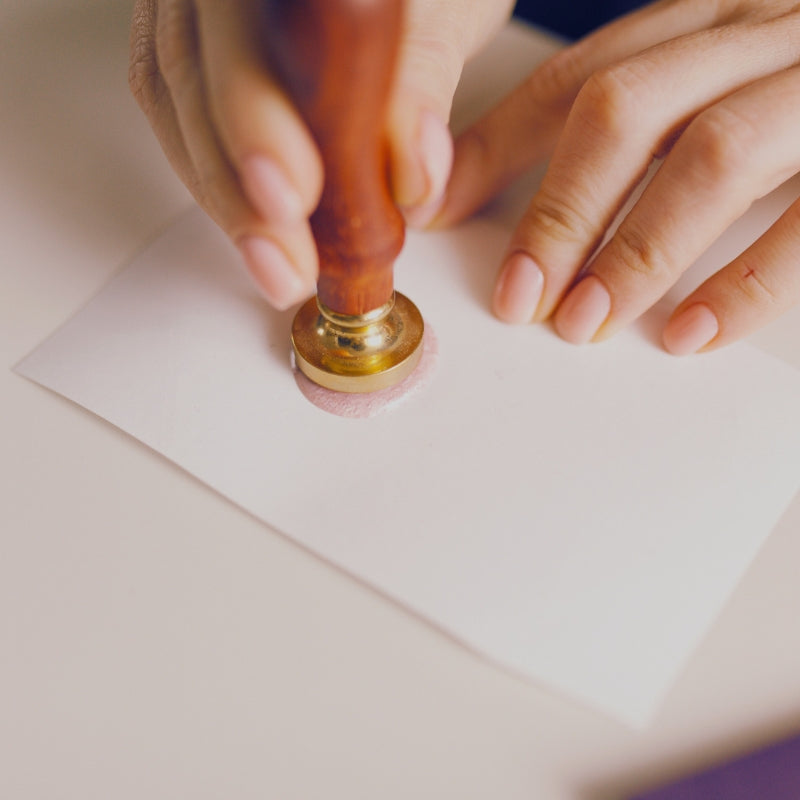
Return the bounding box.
[241,156,305,224]
[239,236,310,310]
[400,110,453,226]
[492,252,544,324]
[403,193,446,229]
[418,111,453,204]
[554,275,611,344]
[662,303,719,355]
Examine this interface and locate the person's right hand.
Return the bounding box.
[128,0,514,310]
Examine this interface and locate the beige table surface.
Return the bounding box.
[3,2,800,798]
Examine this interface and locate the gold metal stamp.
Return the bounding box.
[291,292,424,393]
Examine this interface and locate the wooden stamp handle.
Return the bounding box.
[264,0,405,316]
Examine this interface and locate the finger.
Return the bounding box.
[436,0,728,228]
[129,0,197,194]
[662,197,800,354]
[156,0,317,309]
[239,221,320,312]
[554,60,800,345]
[388,0,514,225]
[495,9,800,328]
[193,0,323,228]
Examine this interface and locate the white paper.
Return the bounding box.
[17,208,800,727]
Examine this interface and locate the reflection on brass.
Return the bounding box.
[291,292,424,393]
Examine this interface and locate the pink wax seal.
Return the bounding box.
[293,327,438,418]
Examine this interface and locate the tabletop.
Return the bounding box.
[3,2,800,798]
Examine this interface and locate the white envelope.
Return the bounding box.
[17,206,800,727]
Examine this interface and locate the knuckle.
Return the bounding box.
[528,194,594,244]
[682,106,759,183]
[609,224,668,281]
[730,258,780,307]
[532,44,590,111]
[575,63,647,136]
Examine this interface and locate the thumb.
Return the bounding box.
[387,0,513,226]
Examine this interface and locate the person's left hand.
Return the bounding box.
[436,0,800,355]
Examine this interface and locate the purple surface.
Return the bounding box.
[632,733,800,799]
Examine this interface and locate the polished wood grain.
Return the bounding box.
[264,0,405,315]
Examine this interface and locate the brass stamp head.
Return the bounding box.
[291,292,424,393]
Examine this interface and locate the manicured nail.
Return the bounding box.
[492,252,544,324]
[401,111,453,227]
[554,275,611,344]
[418,111,453,203]
[239,236,309,310]
[662,303,719,355]
[403,193,446,229]
[241,156,305,224]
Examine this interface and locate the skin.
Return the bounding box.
[130,0,800,355]
[128,0,514,309]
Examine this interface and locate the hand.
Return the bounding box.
[128,0,514,310]
[437,0,800,355]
